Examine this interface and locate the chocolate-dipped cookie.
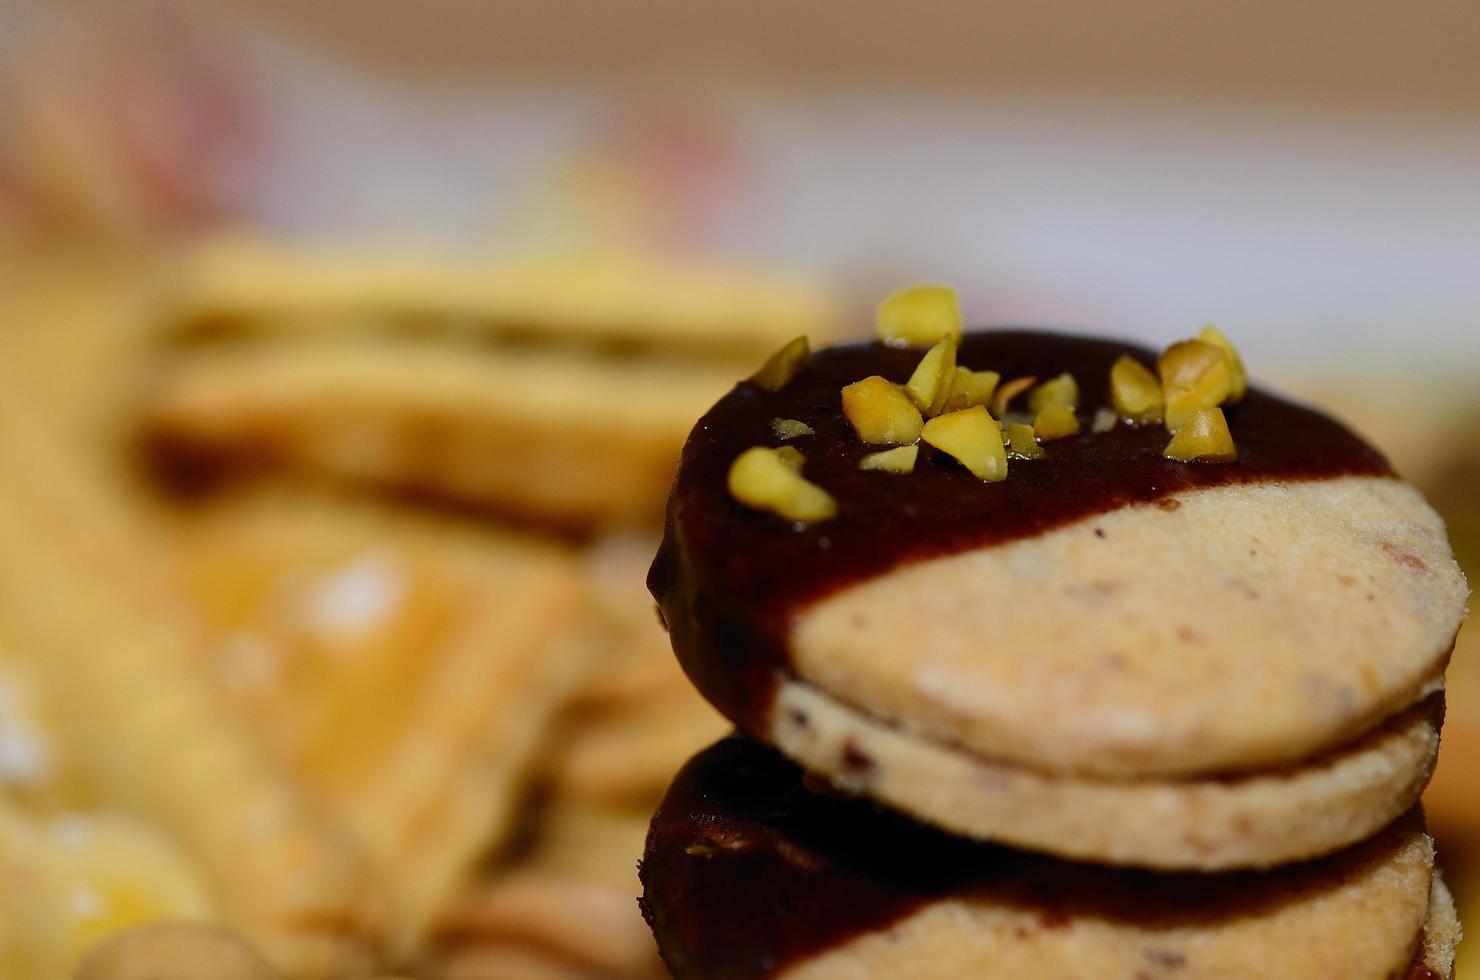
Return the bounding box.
[641,737,1458,980]
[651,324,1467,870]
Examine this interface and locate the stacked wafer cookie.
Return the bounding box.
[140,237,840,529]
[641,288,1469,978]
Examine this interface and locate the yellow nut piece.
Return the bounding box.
[1163,406,1237,462]
[944,366,1000,411]
[875,285,962,348]
[749,336,810,391]
[1027,373,1079,415]
[990,375,1037,419]
[772,418,815,440]
[922,405,1007,482]
[905,337,958,417]
[1034,402,1080,440]
[1198,325,1248,401]
[774,445,806,469]
[859,445,918,473]
[1006,422,1045,459]
[842,375,924,444]
[1160,339,1234,431]
[728,447,837,522]
[1110,355,1165,423]
[1091,407,1118,433]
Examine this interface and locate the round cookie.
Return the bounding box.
[651,330,1469,868]
[641,737,1458,980]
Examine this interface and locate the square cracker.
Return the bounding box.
[168,487,596,954]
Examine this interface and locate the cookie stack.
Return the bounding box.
[641,289,1469,979]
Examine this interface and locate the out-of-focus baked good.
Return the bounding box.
[139,238,841,528]
[168,487,595,953]
[0,348,381,978]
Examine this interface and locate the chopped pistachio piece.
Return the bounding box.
[875,285,962,348]
[842,375,925,445]
[1027,373,1079,415]
[772,418,815,440]
[859,445,918,473]
[727,446,837,522]
[774,445,806,469]
[1091,407,1118,433]
[1163,407,1237,462]
[1160,339,1234,431]
[944,366,1000,411]
[1006,422,1045,459]
[1034,403,1080,440]
[921,405,1007,481]
[1198,325,1248,402]
[749,336,810,391]
[1110,355,1164,423]
[990,375,1037,419]
[905,337,958,417]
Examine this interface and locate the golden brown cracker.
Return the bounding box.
[0,354,382,979]
[168,487,597,953]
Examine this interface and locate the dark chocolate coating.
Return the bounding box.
[649,330,1391,736]
[641,736,1429,979]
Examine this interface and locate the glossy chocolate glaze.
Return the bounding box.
[641,736,1431,979]
[649,330,1392,734]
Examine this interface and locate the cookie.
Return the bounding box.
[641,737,1457,980]
[139,238,840,527]
[0,809,215,980]
[652,330,1468,869]
[74,925,279,980]
[168,486,596,952]
[430,800,664,979]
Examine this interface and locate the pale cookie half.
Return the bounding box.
[792,477,1466,780]
[770,675,1442,869]
[773,479,1465,865]
[642,738,1455,980]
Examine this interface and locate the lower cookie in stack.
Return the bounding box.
[642,737,1458,980]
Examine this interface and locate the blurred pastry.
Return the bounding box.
[0,807,215,980]
[652,326,1467,870]
[74,924,278,980]
[168,486,595,953]
[138,237,841,527]
[425,534,720,980]
[547,535,727,810]
[427,797,661,978]
[641,736,1457,980]
[0,354,381,978]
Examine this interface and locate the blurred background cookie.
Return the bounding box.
[140,238,840,529]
